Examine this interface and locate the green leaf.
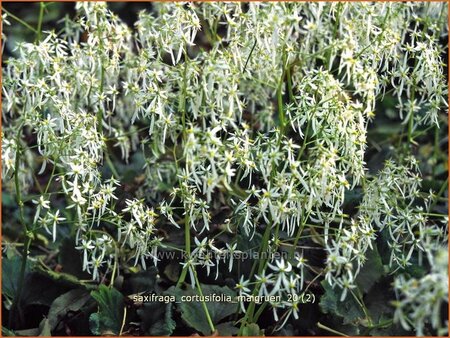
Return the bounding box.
[47,289,91,330]
[137,302,176,336]
[6,270,78,330]
[2,255,31,299]
[21,272,73,307]
[90,285,124,335]
[2,327,18,336]
[39,318,52,336]
[122,268,158,295]
[14,328,40,336]
[318,318,361,336]
[89,313,100,336]
[362,281,409,336]
[356,246,385,293]
[166,284,238,335]
[319,281,365,325]
[164,262,180,283]
[242,323,263,336]
[215,322,239,336]
[371,124,402,135]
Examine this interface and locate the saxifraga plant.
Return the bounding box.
[2,2,448,336]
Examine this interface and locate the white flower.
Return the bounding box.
[32,196,51,223]
[268,258,293,295]
[45,210,66,242]
[236,276,251,313]
[75,238,95,271]
[225,242,241,272]
[255,271,274,297]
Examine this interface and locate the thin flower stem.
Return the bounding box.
[289,211,311,260]
[423,212,447,218]
[350,288,372,327]
[109,247,119,288]
[176,216,191,288]
[105,151,119,178]
[430,178,448,211]
[252,302,268,323]
[243,38,257,74]
[433,125,439,176]
[286,64,294,102]
[180,53,188,136]
[36,2,45,42]
[248,224,272,284]
[240,222,280,333]
[302,270,323,295]
[407,57,418,145]
[9,130,32,329]
[277,51,287,135]
[193,269,216,334]
[44,161,57,194]
[407,105,414,144]
[119,306,127,336]
[104,126,149,141]
[98,59,105,135]
[239,224,272,335]
[317,322,349,337]
[2,8,37,33]
[297,117,312,160]
[176,48,192,288]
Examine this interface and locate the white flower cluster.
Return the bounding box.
[236,256,310,329]
[359,158,446,271]
[324,157,447,300]
[182,238,241,288]
[2,3,165,279]
[2,2,447,334]
[393,248,448,336]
